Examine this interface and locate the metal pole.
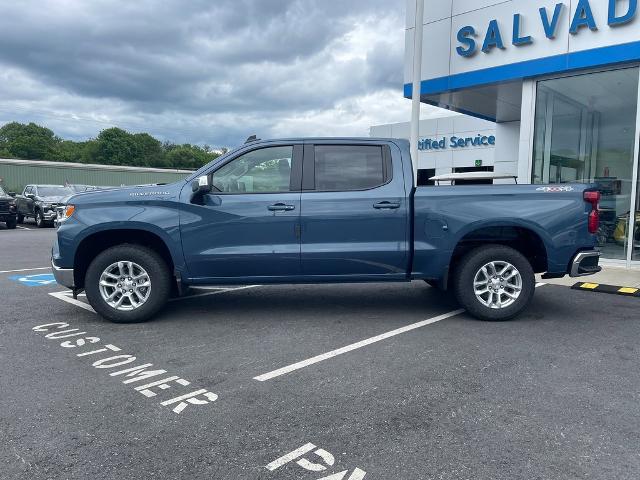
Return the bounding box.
[626,68,640,267]
[410,0,425,188]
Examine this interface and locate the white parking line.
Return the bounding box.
[48,285,261,313]
[170,285,260,302]
[255,283,548,382]
[254,309,465,382]
[0,266,50,274]
[49,291,96,312]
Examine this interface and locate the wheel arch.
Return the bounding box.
[73,227,178,289]
[447,222,550,286]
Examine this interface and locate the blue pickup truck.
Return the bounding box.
[52,138,601,323]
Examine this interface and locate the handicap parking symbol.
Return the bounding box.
[10,273,57,287]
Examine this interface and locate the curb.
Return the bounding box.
[571,282,640,297]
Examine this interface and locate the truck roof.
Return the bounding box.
[246,137,407,143]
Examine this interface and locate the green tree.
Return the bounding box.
[94,127,137,165]
[132,133,166,168]
[55,140,89,163]
[0,122,59,159]
[165,144,219,170]
[0,121,223,170]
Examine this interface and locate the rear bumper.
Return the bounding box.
[570,250,602,277]
[51,257,75,288]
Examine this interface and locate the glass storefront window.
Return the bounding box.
[532,68,640,261]
[634,164,640,260]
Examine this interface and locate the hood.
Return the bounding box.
[39,195,68,203]
[70,182,182,205]
[57,194,75,205]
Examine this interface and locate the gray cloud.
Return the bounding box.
[0,0,416,147]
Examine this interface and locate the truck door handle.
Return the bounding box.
[373,201,401,210]
[268,203,295,212]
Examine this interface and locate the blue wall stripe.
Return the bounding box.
[405,40,640,99]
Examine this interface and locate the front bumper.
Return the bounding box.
[570,250,602,277]
[51,257,75,288]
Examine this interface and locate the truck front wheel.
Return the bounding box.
[453,245,535,321]
[85,244,171,323]
[35,210,47,228]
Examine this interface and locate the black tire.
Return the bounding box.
[5,217,17,229]
[35,210,46,228]
[16,214,24,224]
[453,245,535,321]
[85,244,171,323]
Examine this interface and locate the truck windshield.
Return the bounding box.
[38,186,74,196]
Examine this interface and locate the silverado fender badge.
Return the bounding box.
[536,186,574,192]
[129,191,171,197]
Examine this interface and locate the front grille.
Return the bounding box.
[0,201,9,214]
[44,203,59,212]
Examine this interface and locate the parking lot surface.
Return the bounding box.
[1,228,639,479]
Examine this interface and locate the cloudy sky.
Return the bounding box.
[0,0,446,148]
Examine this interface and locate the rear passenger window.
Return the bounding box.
[313,145,390,191]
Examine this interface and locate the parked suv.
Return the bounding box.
[16,185,75,228]
[0,185,18,229]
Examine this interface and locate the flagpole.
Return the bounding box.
[410,0,424,188]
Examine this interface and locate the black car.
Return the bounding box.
[0,185,18,229]
[15,185,75,228]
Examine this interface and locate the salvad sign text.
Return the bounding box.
[457,0,637,57]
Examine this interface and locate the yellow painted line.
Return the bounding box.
[580,283,599,289]
[618,287,639,294]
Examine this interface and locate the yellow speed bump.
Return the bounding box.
[619,287,639,295]
[572,282,640,297]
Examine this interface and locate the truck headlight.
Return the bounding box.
[58,205,75,222]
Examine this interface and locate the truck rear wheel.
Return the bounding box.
[85,244,171,323]
[453,245,535,321]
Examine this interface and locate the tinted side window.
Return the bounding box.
[211,146,293,193]
[24,186,32,195]
[314,145,388,191]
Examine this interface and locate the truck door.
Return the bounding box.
[180,144,302,281]
[20,186,34,216]
[300,142,409,279]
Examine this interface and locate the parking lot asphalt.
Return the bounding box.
[1,228,639,480]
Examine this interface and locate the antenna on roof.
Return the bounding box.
[244,135,260,144]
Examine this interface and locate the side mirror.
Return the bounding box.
[191,175,212,195]
[26,193,35,199]
[8,192,15,197]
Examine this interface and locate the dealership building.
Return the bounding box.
[405,0,640,265]
[371,113,497,185]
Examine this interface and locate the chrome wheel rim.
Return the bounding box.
[99,261,151,311]
[473,261,522,309]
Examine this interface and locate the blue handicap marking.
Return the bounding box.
[10,273,57,287]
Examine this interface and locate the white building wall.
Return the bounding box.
[493,121,520,184]
[370,115,497,177]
